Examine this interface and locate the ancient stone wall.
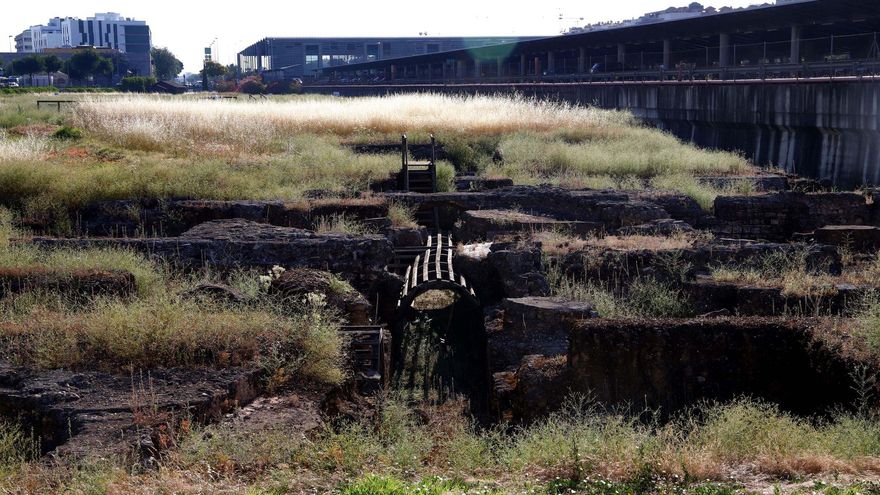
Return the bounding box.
[714,192,876,241]
[568,318,857,415]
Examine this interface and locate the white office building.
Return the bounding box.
[14,13,152,76]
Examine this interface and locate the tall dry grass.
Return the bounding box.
[72,93,635,153]
[0,130,50,162]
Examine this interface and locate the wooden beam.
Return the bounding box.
[412,255,420,289]
[447,248,454,281]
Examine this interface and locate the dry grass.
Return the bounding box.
[711,250,880,298]
[0,136,399,213]
[0,130,50,162]
[315,213,377,235]
[0,293,344,381]
[72,93,635,153]
[535,230,707,257]
[387,202,418,228]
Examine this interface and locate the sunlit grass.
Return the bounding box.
[72,93,636,153]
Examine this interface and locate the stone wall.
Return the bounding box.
[29,220,393,279]
[714,192,876,240]
[568,318,857,415]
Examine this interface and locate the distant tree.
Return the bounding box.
[688,2,704,11]
[42,55,63,74]
[201,60,227,79]
[151,47,183,80]
[200,60,228,91]
[97,57,114,86]
[67,48,102,82]
[12,55,45,83]
[225,63,241,80]
[66,49,115,86]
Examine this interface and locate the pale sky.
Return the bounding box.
[3,0,765,73]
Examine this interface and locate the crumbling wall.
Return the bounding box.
[714,192,875,241]
[568,318,857,415]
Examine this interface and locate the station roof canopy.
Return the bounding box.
[322,0,880,73]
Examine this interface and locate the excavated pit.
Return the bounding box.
[6,182,880,458]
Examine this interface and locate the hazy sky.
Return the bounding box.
[3,0,764,72]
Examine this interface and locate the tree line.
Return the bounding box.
[0,46,185,85]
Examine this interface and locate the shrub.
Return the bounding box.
[0,86,58,95]
[435,161,456,192]
[119,76,157,93]
[238,77,266,95]
[387,202,417,228]
[214,80,237,93]
[0,420,38,468]
[52,125,82,140]
[315,214,377,235]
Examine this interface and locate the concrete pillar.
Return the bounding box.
[578,47,586,73]
[474,59,482,78]
[719,33,731,67]
[497,58,504,78]
[534,56,542,77]
[520,54,527,76]
[790,25,802,64]
[390,64,397,80]
[617,43,626,64]
[663,39,671,69]
[547,51,556,73]
[456,60,466,79]
[442,63,449,80]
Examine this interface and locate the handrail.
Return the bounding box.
[401,134,409,191]
[429,133,436,193]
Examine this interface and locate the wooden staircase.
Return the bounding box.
[400,133,437,193]
[400,133,440,230]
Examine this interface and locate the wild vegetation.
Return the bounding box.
[0,92,754,226]
[2,394,880,494]
[3,92,879,494]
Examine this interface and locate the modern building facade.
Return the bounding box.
[13,31,33,53]
[15,13,152,76]
[238,36,541,79]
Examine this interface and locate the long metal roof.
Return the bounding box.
[322,0,879,72]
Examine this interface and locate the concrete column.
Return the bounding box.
[456,60,466,79]
[547,51,556,73]
[663,39,671,68]
[442,63,449,80]
[719,33,731,67]
[390,64,397,80]
[474,59,482,78]
[578,47,586,73]
[497,58,504,78]
[534,56,542,77]
[520,54,527,76]
[617,43,626,64]
[790,25,802,64]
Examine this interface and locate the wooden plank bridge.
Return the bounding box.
[396,233,476,309]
